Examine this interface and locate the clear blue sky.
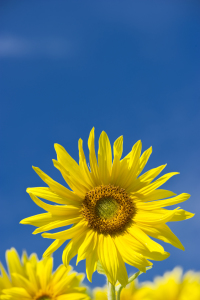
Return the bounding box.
[0,0,200,289]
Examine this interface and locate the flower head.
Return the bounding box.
[147,268,200,300]
[0,248,90,300]
[21,128,194,286]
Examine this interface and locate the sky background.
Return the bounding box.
[0,0,200,291]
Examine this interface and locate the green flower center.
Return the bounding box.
[95,197,119,219]
[37,296,51,300]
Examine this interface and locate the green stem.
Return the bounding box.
[116,270,142,300]
[107,281,116,300]
[116,285,123,300]
[116,266,152,300]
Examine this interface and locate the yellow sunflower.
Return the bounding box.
[0,248,90,300]
[93,280,151,300]
[20,128,194,286]
[146,267,200,300]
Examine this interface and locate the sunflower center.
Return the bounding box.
[37,297,51,300]
[82,185,136,235]
[96,197,119,219]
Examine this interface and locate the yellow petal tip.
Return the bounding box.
[19,219,26,224]
[54,143,62,151]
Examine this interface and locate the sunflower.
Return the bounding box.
[20,128,194,286]
[146,267,200,300]
[93,280,151,300]
[0,248,90,300]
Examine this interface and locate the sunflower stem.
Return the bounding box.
[116,285,123,300]
[116,272,141,300]
[107,281,116,300]
[116,266,152,300]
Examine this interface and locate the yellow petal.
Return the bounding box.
[115,236,152,272]
[139,164,166,184]
[110,136,123,184]
[53,272,77,295]
[116,141,142,190]
[53,159,88,198]
[33,217,82,234]
[26,187,77,205]
[6,249,25,278]
[78,138,95,187]
[27,253,38,269]
[98,131,112,184]
[21,251,28,265]
[137,172,179,194]
[36,257,53,290]
[137,222,185,250]
[129,165,167,193]
[20,213,55,227]
[134,209,177,224]
[36,260,45,290]
[86,251,98,282]
[122,234,170,262]
[29,193,81,216]
[142,250,170,262]
[11,273,36,295]
[70,274,85,288]
[133,189,176,202]
[62,232,87,266]
[168,209,195,222]
[51,265,72,285]
[126,141,142,177]
[0,263,12,289]
[57,294,90,300]
[136,193,190,210]
[136,146,152,177]
[25,262,38,291]
[128,225,164,253]
[113,135,123,159]
[54,143,90,190]
[43,239,66,257]
[88,128,100,186]
[42,220,86,240]
[32,166,81,201]
[43,257,53,288]
[93,288,107,300]
[116,252,129,288]
[77,230,97,264]
[2,287,31,299]
[118,141,142,189]
[97,235,127,286]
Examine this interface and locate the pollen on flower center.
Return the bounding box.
[82,185,136,235]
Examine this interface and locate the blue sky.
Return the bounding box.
[0,0,200,290]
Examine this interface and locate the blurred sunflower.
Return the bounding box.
[147,267,200,300]
[0,248,90,300]
[21,128,194,286]
[93,279,151,300]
